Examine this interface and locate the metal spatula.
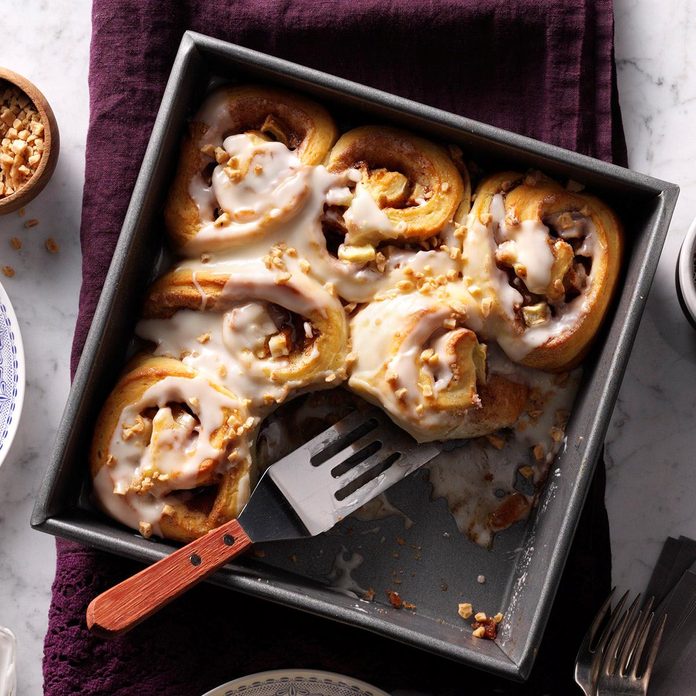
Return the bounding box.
[86,407,441,636]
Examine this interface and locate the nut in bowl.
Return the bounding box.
[0,67,59,214]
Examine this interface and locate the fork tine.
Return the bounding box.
[617,596,645,675]
[576,588,614,667]
[602,607,629,676]
[587,588,616,649]
[640,613,667,683]
[595,589,630,656]
[603,594,642,677]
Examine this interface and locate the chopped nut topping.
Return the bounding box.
[550,426,565,443]
[474,611,487,622]
[485,433,506,450]
[338,244,376,264]
[138,521,153,538]
[472,626,486,639]
[196,332,211,344]
[458,602,473,619]
[268,332,290,358]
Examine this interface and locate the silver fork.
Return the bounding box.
[596,596,667,696]
[576,588,629,695]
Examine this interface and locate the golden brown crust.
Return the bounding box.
[328,126,466,243]
[470,171,622,371]
[142,267,350,388]
[165,85,338,253]
[90,355,252,543]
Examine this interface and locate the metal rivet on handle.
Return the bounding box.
[222,534,235,546]
[190,553,201,566]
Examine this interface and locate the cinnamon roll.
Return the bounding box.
[463,172,622,370]
[90,356,255,542]
[327,126,467,246]
[165,85,338,254]
[348,290,528,442]
[137,261,350,407]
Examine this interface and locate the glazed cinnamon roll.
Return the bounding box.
[165,85,338,254]
[463,172,622,370]
[348,290,528,442]
[90,356,255,542]
[137,261,350,407]
[326,126,467,247]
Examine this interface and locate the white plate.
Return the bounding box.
[202,669,389,696]
[0,281,24,469]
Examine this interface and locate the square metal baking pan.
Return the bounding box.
[32,31,679,681]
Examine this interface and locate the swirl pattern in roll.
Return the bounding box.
[138,261,350,406]
[165,85,339,254]
[90,356,255,542]
[349,290,528,442]
[463,171,622,370]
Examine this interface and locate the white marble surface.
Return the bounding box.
[0,2,90,694]
[0,1,694,693]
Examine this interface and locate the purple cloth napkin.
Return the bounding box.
[45,1,625,693]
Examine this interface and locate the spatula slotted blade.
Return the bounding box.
[241,407,440,540]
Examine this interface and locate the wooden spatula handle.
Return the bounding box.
[86,518,253,637]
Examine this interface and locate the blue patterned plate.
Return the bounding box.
[202,670,389,696]
[0,280,24,468]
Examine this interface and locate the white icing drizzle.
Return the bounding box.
[342,180,399,245]
[498,220,555,295]
[428,347,581,546]
[188,133,310,250]
[99,374,252,535]
[349,290,478,441]
[191,271,208,310]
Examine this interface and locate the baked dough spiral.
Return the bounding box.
[137,262,350,407]
[463,171,622,370]
[349,290,528,442]
[90,356,255,543]
[165,85,338,254]
[326,126,467,247]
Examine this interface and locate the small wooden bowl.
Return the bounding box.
[0,67,59,215]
